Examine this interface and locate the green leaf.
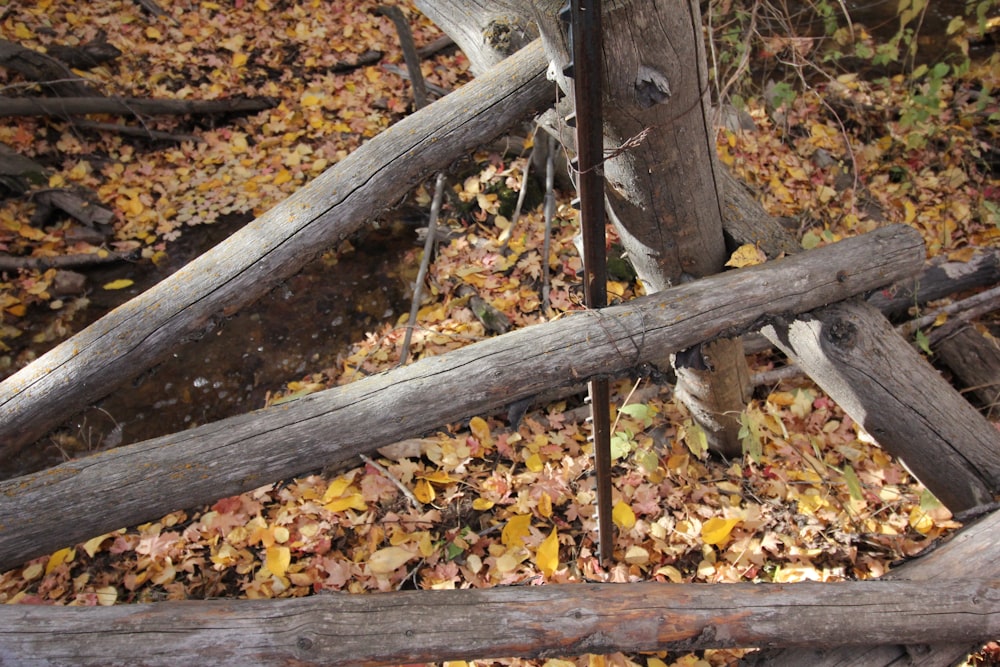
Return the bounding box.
[914,328,933,355]
[683,421,708,459]
[610,431,634,461]
[842,464,863,501]
[619,402,653,427]
[919,489,942,511]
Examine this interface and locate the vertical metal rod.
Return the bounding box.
[568,0,613,565]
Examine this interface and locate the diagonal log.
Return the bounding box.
[0,577,996,666]
[0,224,924,571]
[0,40,555,459]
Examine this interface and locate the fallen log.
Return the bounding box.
[0,578,995,666]
[0,39,98,97]
[743,507,1000,666]
[0,224,924,571]
[761,299,1000,512]
[0,95,277,118]
[0,40,555,458]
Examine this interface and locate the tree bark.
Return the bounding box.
[0,96,276,118]
[761,299,1000,512]
[0,224,924,571]
[935,325,1000,419]
[743,508,1000,667]
[0,578,996,666]
[0,41,555,459]
[0,39,98,97]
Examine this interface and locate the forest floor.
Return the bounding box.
[1,1,999,666]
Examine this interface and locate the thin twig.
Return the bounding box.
[359,454,420,508]
[399,172,447,365]
[896,284,1000,343]
[542,134,556,312]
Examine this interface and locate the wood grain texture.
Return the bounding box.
[743,508,1000,667]
[0,578,995,665]
[761,299,1000,512]
[0,41,554,458]
[0,224,924,571]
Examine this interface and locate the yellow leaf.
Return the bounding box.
[265,545,290,577]
[14,23,33,40]
[701,517,741,546]
[413,478,435,503]
[145,26,162,40]
[272,526,290,544]
[469,416,492,447]
[418,470,456,485]
[472,497,494,511]
[612,501,636,530]
[323,477,353,502]
[232,52,248,67]
[102,279,134,291]
[301,93,323,108]
[368,546,415,574]
[909,506,934,534]
[46,547,75,575]
[273,169,292,185]
[525,452,544,472]
[324,493,367,512]
[536,527,559,577]
[83,533,112,558]
[537,491,553,518]
[502,514,532,547]
[725,243,767,268]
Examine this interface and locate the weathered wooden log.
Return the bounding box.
[0,40,555,459]
[760,299,1000,512]
[867,247,1000,320]
[0,224,924,571]
[0,39,98,97]
[936,325,1000,419]
[0,578,996,666]
[0,95,276,118]
[743,508,1000,666]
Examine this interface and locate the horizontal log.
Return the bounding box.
[743,508,1000,666]
[0,40,555,458]
[0,224,925,571]
[0,578,995,666]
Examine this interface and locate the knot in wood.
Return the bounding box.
[635,65,671,109]
[824,318,857,349]
[296,636,314,651]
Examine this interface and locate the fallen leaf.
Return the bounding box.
[701,517,741,546]
[102,279,134,290]
[265,545,291,577]
[536,527,559,577]
[368,546,416,574]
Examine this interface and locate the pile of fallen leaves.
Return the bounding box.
[0,0,466,365]
[2,1,999,666]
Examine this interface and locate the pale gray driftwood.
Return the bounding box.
[0,225,924,571]
[744,508,1000,667]
[0,41,555,458]
[0,578,996,666]
[761,300,1000,512]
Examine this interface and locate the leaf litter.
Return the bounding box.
[1,0,998,665]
